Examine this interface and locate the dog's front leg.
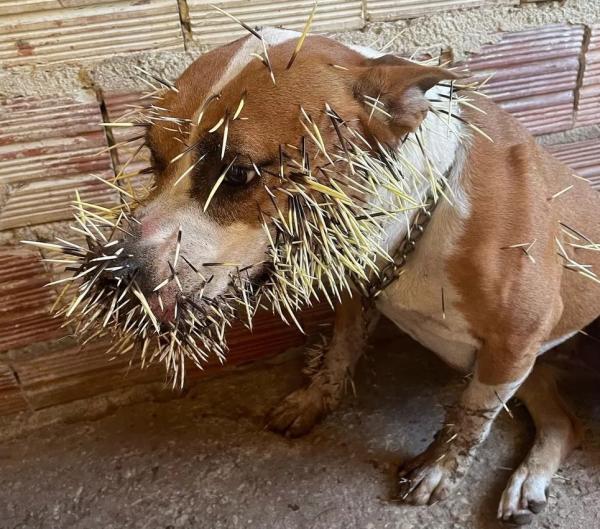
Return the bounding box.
[267,292,374,437]
[397,340,538,506]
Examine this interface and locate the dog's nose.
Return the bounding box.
[106,246,138,281]
[86,238,176,327]
[94,238,145,286]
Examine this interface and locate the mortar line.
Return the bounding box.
[573,25,592,127]
[6,361,35,413]
[176,0,193,52]
[93,86,130,208]
[360,0,368,24]
[95,88,120,176]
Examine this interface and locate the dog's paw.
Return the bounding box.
[497,464,550,525]
[395,442,471,506]
[266,385,330,437]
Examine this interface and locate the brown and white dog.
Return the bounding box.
[133,29,600,524]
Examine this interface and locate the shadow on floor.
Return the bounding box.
[0,329,598,529]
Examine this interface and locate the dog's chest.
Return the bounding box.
[375,202,480,372]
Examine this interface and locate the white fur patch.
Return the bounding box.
[135,195,268,297]
[195,28,299,118]
[458,371,528,446]
[375,83,477,372]
[539,331,577,354]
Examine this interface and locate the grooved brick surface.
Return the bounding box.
[10,304,332,410]
[102,90,153,198]
[0,246,66,353]
[187,0,364,47]
[0,0,184,67]
[466,24,585,134]
[0,94,116,230]
[12,338,163,410]
[0,363,29,415]
[549,138,600,191]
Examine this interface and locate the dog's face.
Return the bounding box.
[129,33,453,320]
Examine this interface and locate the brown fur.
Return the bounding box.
[145,37,453,226]
[448,95,600,385]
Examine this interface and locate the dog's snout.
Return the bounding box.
[140,215,161,240]
[99,240,141,282]
[134,204,169,243]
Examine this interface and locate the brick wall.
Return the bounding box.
[1,0,599,417]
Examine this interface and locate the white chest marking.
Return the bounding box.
[375,117,480,373]
[376,200,480,372]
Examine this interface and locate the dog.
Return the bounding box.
[127,29,600,524]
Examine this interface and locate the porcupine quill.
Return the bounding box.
[286,1,317,70]
[23,13,509,388]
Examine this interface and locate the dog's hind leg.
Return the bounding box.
[266,292,375,437]
[498,364,582,525]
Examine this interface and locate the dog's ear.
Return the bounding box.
[351,56,459,144]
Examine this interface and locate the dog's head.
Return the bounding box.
[125,30,456,322]
[35,29,462,382]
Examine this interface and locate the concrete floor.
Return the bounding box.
[1,332,599,529]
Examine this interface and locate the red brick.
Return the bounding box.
[12,337,163,410]
[213,304,333,368]
[0,363,29,416]
[0,94,117,230]
[12,303,332,409]
[466,24,585,134]
[548,139,600,191]
[0,246,66,353]
[0,0,183,67]
[187,0,363,47]
[103,90,153,199]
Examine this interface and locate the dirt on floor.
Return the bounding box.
[0,330,599,529]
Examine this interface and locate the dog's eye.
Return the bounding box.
[224,165,258,186]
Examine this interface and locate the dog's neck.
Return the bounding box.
[409,84,464,183]
[380,82,467,255]
[346,43,468,252]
